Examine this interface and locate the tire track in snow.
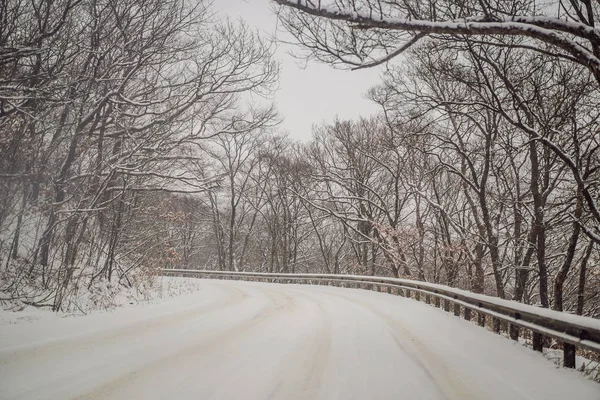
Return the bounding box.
[355,298,537,400]
[179,284,334,400]
[292,285,474,400]
[76,284,299,400]
[303,286,547,400]
[0,282,247,360]
[0,283,250,384]
[263,290,333,400]
[0,284,264,400]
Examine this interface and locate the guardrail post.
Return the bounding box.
[415,291,421,301]
[493,318,501,333]
[434,296,440,308]
[425,294,431,304]
[532,332,543,352]
[477,313,485,327]
[444,299,450,312]
[454,303,460,317]
[464,308,471,321]
[563,343,576,368]
[509,324,519,341]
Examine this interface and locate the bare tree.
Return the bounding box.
[0,0,278,309]
[273,0,600,83]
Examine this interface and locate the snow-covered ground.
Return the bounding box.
[1,278,599,399]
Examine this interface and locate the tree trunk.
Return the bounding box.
[576,241,593,315]
[553,186,584,311]
[529,140,549,307]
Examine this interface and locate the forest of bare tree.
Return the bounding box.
[1,0,599,320]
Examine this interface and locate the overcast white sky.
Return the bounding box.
[217,0,384,141]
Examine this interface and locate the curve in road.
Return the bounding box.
[1,279,599,400]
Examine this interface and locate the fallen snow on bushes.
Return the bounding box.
[0,276,206,325]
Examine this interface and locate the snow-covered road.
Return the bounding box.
[1,279,599,400]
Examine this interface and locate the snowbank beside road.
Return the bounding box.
[0,276,207,326]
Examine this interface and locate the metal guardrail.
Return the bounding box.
[161,269,600,369]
